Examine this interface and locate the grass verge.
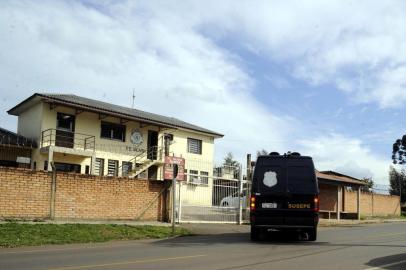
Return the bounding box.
[0,223,192,248]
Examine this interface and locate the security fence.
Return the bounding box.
[175,162,251,224]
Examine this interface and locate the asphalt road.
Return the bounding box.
[1,222,406,270]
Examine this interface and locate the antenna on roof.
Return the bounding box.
[131,89,135,109]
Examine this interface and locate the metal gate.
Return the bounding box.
[176,164,251,224]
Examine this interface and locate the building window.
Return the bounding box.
[95,158,104,176]
[189,170,199,184]
[54,162,81,173]
[101,122,126,142]
[187,138,202,154]
[107,159,119,176]
[122,161,133,177]
[57,113,75,131]
[85,165,90,175]
[200,171,209,185]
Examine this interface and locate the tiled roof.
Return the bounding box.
[8,93,223,137]
[0,127,37,148]
[316,170,366,186]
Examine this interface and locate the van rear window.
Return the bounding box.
[287,166,317,194]
[253,164,317,194]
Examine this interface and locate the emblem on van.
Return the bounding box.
[263,171,278,188]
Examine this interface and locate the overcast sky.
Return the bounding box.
[1,0,406,185]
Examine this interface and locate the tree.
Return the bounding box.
[360,177,374,192]
[392,135,406,164]
[223,152,239,168]
[389,166,406,203]
[223,152,240,177]
[256,149,268,158]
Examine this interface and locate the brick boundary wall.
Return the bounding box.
[319,184,400,217]
[0,167,166,221]
[344,190,401,217]
[0,168,51,219]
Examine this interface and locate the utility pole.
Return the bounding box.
[131,89,135,109]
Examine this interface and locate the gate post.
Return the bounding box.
[238,164,243,225]
[178,181,182,223]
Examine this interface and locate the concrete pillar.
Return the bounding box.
[90,154,96,175]
[357,187,361,220]
[246,154,251,181]
[337,185,341,220]
[47,147,54,172]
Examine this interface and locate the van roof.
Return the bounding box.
[257,154,313,159]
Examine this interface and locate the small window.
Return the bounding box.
[101,122,126,142]
[107,159,119,176]
[57,113,75,131]
[122,161,133,177]
[95,158,104,176]
[187,138,202,154]
[54,162,81,173]
[189,170,199,184]
[85,165,90,175]
[200,171,209,185]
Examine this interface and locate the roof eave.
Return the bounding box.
[9,93,224,137]
[318,177,367,186]
[7,93,41,116]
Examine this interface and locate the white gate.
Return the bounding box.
[176,164,251,224]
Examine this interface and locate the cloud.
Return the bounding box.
[297,134,390,184]
[0,0,395,184]
[154,0,406,109]
[0,0,296,165]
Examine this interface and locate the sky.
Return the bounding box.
[1,0,406,185]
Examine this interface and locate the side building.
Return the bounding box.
[7,93,223,181]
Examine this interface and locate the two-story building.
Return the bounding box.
[7,93,223,181]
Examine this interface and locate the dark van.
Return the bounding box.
[250,152,319,241]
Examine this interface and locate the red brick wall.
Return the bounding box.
[319,183,400,217]
[55,173,165,220]
[319,183,338,211]
[0,167,166,221]
[0,168,51,219]
[344,189,400,216]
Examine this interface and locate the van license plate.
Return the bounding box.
[262,203,277,208]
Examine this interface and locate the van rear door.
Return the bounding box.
[284,159,318,226]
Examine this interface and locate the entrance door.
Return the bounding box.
[56,113,75,148]
[147,130,158,160]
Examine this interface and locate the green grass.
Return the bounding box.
[0,223,192,248]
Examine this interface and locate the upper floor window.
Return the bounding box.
[187,138,202,154]
[101,122,126,142]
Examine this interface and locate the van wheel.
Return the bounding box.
[307,227,317,241]
[251,226,261,241]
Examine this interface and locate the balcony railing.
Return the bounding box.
[41,129,95,151]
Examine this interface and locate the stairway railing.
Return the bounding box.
[117,145,164,176]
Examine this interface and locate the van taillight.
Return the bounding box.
[250,195,256,211]
[313,196,319,212]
